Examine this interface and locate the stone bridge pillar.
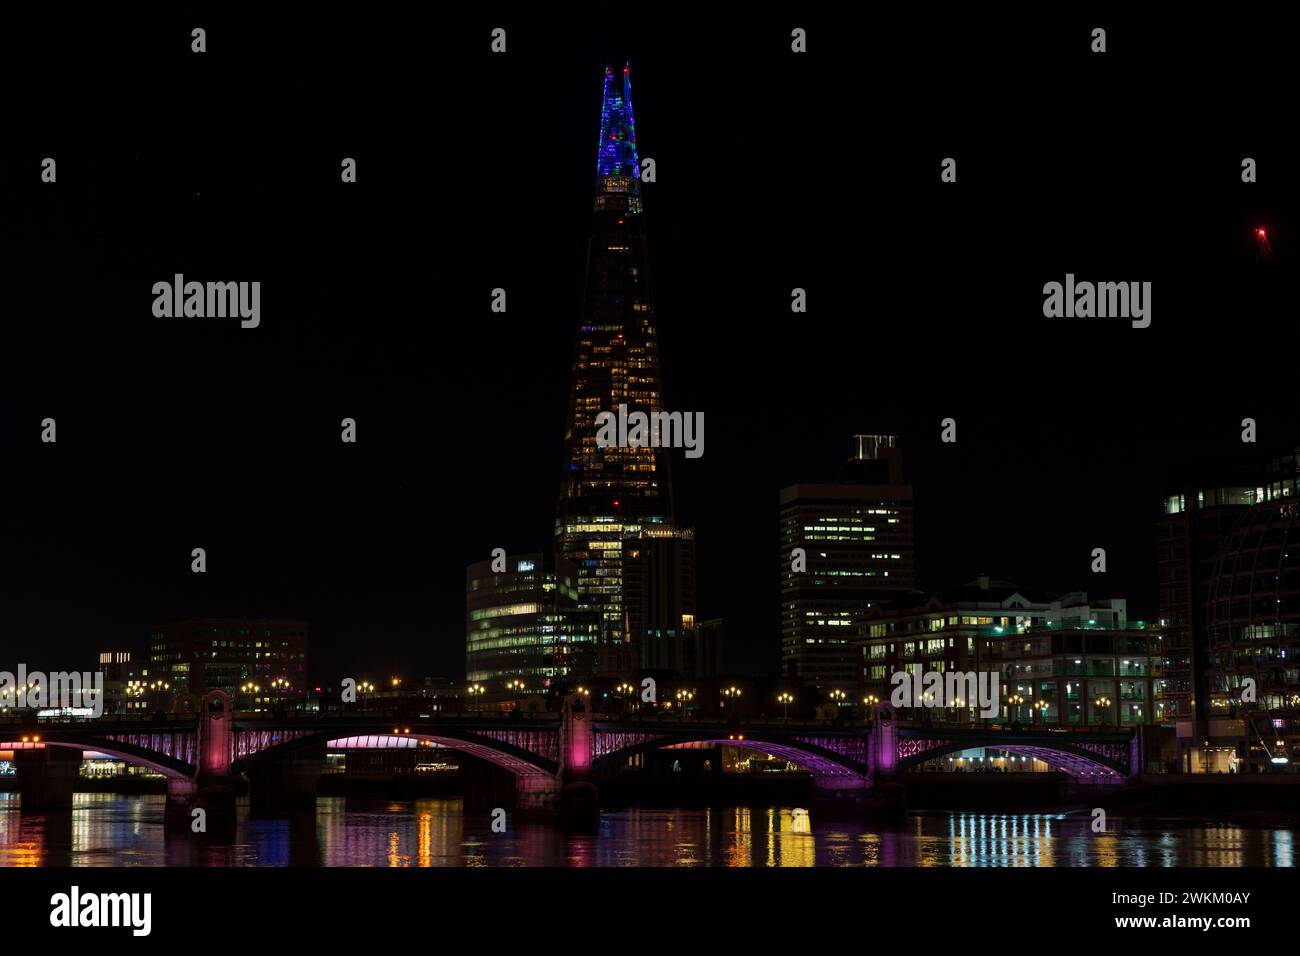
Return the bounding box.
[197,689,233,783]
[870,704,898,780]
[166,690,237,834]
[557,693,594,784]
[15,746,81,811]
[554,694,598,830]
[863,704,907,819]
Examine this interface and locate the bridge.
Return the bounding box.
[2,692,1140,826]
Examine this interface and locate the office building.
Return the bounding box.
[780,435,915,689]
[466,553,598,689]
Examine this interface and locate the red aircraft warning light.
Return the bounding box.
[1254,227,1275,263]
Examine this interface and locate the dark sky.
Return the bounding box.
[2,7,1297,682]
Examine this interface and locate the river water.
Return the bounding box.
[0,793,1294,867]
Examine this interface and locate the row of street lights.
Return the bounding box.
[346,676,1123,728]
[1006,693,1115,726]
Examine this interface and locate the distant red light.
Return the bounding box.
[1257,228,1267,238]
[612,499,620,507]
[623,67,629,73]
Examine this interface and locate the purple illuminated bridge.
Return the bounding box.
[2,698,1140,817]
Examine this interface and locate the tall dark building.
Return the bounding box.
[623,526,695,671]
[556,63,674,655]
[1157,447,1300,769]
[780,435,916,690]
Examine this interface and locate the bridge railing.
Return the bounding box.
[898,720,1135,737]
[0,709,1140,737]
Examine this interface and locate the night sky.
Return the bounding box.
[2,7,1297,682]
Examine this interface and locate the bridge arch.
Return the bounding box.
[232,729,560,783]
[594,734,869,789]
[897,737,1128,778]
[1,737,194,779]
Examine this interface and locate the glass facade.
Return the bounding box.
[465,553,597,687]
[1156,449,1300,732]
[1203,499,1300,756]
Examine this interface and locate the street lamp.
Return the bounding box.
[506,679,526,712]
[1035,699,1050,725]
[777,691,794,720]
[357,680,375,712]
[467,682,485,712]
[1095,695,1112,727]
[722,686,742,715]
[676,688,694,718]
[1008,693,1024,725]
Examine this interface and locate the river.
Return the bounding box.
[0,793,1294,867]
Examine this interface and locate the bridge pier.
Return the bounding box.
[515,774,562,812]
[870,705,898,776]
[556,695,599,831]
[14,746,80,811]
[247,751,324,812]
[164,778,198,831]
[163,777,240,836]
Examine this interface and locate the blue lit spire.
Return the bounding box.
[595,62,640,181]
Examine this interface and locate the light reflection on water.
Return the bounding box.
[0,792,1293,867]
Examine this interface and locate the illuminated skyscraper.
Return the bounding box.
[780,436,916,690]
[557,63,674,657]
